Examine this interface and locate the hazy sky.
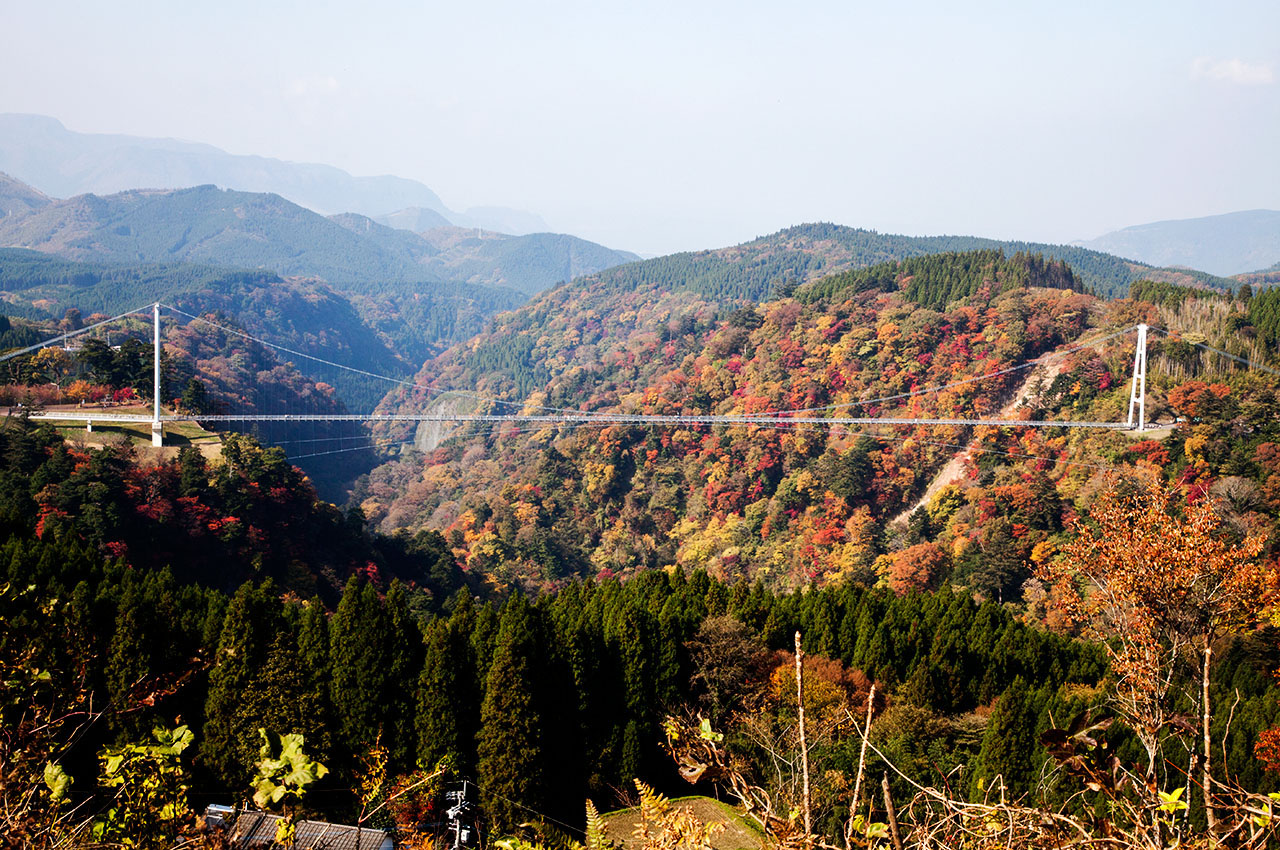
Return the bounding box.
[2,0,1278,256]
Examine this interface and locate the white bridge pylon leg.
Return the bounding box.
[152,303,163,448]
[1126,323,1148,431]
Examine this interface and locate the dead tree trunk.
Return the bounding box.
[1203,638,1218,841]
[881,773,904,850]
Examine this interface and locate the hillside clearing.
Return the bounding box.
[599,796,764,850]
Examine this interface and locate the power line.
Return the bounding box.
[286,439,412,460]
[475,785,584,836]
[266,433,380,447]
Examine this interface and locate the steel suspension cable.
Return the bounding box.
[161,303,595,417]
[1146,325,1280,377]
[0,303,156,363]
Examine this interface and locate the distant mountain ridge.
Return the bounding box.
[0,178,1236,326]
[374,206,452,232]
[0,184,426,283]
[1077,210,1280,277]
[0,113,546,233]
[0,182,637,295]
[413,226,642,295]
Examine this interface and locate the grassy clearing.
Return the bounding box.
[599,796,764,850]
[24,409,225,461]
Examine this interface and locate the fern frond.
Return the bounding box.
[585,798,617,850]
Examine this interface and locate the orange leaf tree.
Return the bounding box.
[1039,478,1274,834]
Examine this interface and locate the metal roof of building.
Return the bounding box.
[204,804,395,850]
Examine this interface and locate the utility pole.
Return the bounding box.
[152,303,163,447]
[1126,323,1148,431]
[445,780,475,849]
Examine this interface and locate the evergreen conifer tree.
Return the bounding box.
[416,617,477,772]
[470,600,500,686]
[970,678,1041,799]
[201,581,282,787]
[476,595,547,833]
[104,580,159,739]
[385,581,423,773]
[329,575,391,760]
[239,631,331,767]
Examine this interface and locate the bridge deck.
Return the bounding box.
[21,411,1131,429]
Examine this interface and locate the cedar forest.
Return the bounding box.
[4,248,1280,849]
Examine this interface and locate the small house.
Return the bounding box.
[203,804,394,850]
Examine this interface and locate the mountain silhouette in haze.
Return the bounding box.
[1077,210,1280,277]
[0,113,546,234]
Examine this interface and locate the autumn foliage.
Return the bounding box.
[1041,478,1273,682]
[1168,380,1232,421]
[877,542,949,595]
[1039,476,1277,839]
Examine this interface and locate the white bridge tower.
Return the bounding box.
[152,303,163,447]
[1126,323,1148,431]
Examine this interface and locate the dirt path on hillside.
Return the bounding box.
[887,349,1075,527]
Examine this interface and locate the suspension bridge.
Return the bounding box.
[0,301,1267,450]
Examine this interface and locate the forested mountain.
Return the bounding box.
[0,314,41,350]
[0,249,405,493]
[1080,209,1280,277]
[0,240,522,495]
[6,414,1280,844]
[0,302,378,496]
[331,217,641,296]
[165,313,383,493]
[422,204,549,235]
[375,205,452,232]
[1237,261,1280,291]
[530,222,1235,304]
[0,170,50,219]
[3,456,1122,835]
[0,246,528,373]
[357,249,1280,601]
[328,211,444,263]
[0,181,1234,308]
[0,249,408,400]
